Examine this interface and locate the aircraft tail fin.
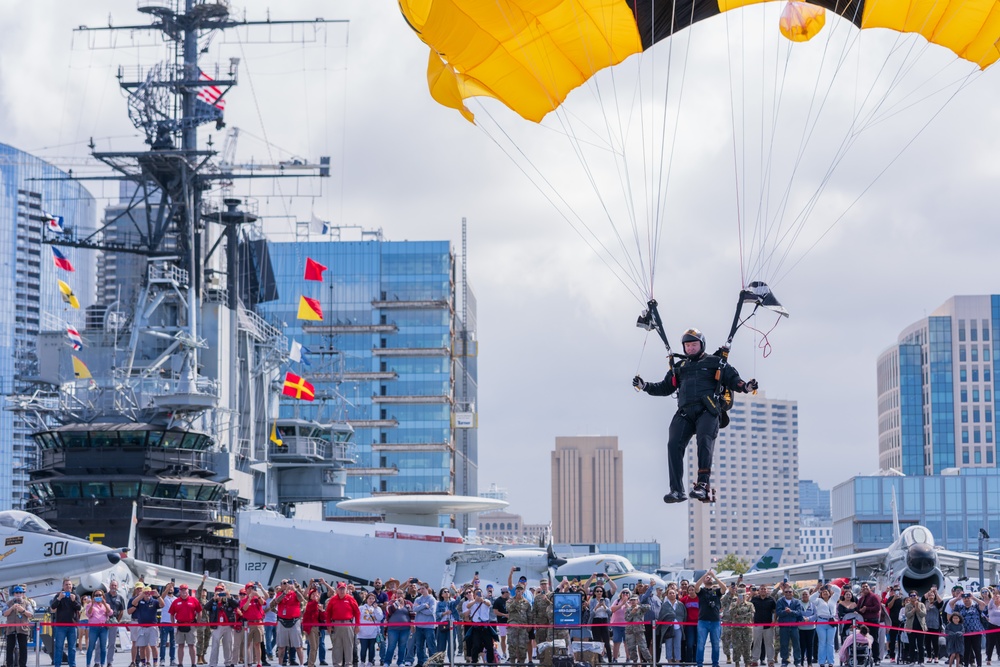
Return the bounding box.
[891,486,901,542]
[748,547,784,573]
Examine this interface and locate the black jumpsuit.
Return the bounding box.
[642,353,748,493]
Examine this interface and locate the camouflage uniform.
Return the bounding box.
[722,593,734,662]
[532,593,553,646]
[197,593,211,663]
[507,596,532,665]
[730,599,755,667]
[624,604,651,664]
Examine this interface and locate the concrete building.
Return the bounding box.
[800,518,833,561]
[0,144,96,509]
[480,483,509,503]
[551,436,624,543]
[832,470,1000,555]
[877,295,999,475]
[523,523,549,543]
[688,393,803,567]
[477,510,525,542]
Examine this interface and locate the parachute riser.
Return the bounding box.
[639,299,675,367]
[714,289,763,395]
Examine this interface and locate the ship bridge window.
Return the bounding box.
[35,433,57,449]
[83,482,111,499]
[51,482,82,498]
[181,433,201,450]
[196,485,216,501]
[161,432,183,449]
[91,432,120,448]
[120,432,147,447]
[29,482,53,500]
[113,482,140,498]
[140,482,157,497]
[152,483,179,499]
[61,432,89,448]
[147,431,164,447]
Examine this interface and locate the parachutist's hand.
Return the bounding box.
[632,375,645,391]
[745,379,758,393]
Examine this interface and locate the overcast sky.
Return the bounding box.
[4,2,1000,564]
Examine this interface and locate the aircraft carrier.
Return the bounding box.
[8,0,349,581]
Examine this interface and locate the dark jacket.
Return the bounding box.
[204,596,240,626]
[643,354,746,410]
[49,593,82,624]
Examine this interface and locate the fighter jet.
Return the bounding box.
[0,510,124,598]
[735,524,1000,595]
[0,508,237,599]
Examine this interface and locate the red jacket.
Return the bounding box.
[302,600,325,633]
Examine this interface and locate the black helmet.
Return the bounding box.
[681,328,706,356]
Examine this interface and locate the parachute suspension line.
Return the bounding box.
[758,24,959,282]
[650,0,698,294]
[635,332,652,375]
[565,0,652,297]
[741,8,945,285]
[751,16,857,281]
[771,66,982,285]
[487,0,653,299]
[724,10,747,288]
[471,104,648,305]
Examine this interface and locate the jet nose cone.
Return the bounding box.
[106,552,121,566]
[906,543,935,576]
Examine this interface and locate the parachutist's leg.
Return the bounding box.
[667,411,695,493]
[694,411,721,486]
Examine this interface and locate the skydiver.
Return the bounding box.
[632,328,758,504]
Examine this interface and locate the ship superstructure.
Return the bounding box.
[7,0,347,578]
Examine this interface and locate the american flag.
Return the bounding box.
[197,70,226,110]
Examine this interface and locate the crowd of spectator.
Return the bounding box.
[3,573,1000,667]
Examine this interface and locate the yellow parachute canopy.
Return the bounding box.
[399,0,1000,122]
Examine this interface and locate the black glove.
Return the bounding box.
[632,375,646,391]
[744,378,758,393]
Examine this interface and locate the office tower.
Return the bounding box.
[263,233,478,531]
[688,393,803,566]
[0,144,96,508]
[799,479,831,520]
[551,435,624,543]
[877,295,999,474]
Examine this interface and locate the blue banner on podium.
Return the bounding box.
[553,592,583,626]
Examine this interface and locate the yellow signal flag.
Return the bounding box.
[58,280,80,309]
[72,355,92,379]
[297,295,323,321]
[270,422,284,447]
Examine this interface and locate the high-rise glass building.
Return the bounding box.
[831,471,1000,554]
[688,393,803,566]
[262,234,478,531]
[799,479,831,520]
[0,144,96,509]
[877,295,999,475]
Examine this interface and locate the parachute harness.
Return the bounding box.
[636,283,789,405]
